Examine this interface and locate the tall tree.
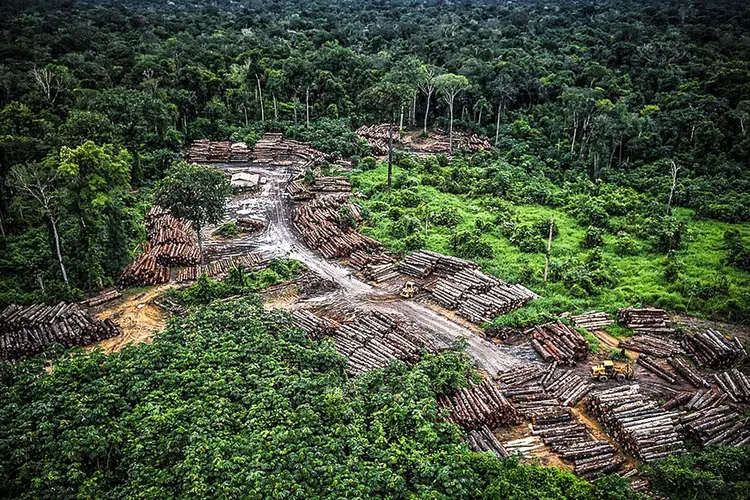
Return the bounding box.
[154,162,232,272]
[434,74,469,153]
[7,162,68,283]
[417,65,439,135]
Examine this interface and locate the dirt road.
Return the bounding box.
[203,161,533,376]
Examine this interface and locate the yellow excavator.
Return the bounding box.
[590,360,635,382]
[400,281,418,298]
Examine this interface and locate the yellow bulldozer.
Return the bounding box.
[400,281,418,298]
[590,360,635,382]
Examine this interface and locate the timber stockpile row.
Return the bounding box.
[290,309,338,341]
[309,176,352,192]
[526,321,589,365]
[571,311,614,332]
[667,357,708,387]
[293,195,380,259]
[355,124,403,155]
[544,370,595,407]
[411,259,537,324]
[0,302,121,361]
[618,334,683,358]
[713,369,750,403]
[497,364,562,418]
[186,140,251,163]
[348,250,399,283]
[531,407,623,478]
[251,133,326,168]
[80,289,122,307]
[677,394,750,447]
[286,180,312,200]
[439,377,520,430]
[120,207,199,286]
[466,425,509,458]
[637,354,679,384]
[586,385,686,462]
[418,129,493,154]
[175,253,269,282]
[684,329,745,368]
[334,311,427,376]
[617,307,675,335]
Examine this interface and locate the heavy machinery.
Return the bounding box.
[400,281,418,298]
[590,360,635,382]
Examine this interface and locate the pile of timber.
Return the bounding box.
[667,357,707,387]
[532,407,622,478]
[467,425,509,458]
[175,253,269,282]
[571,311,613,331]
[586,385,685,461]
[400,250,477,278]
[439,378,520,429]
[526,320,589,365]
[290,309,338,341]
[682,388,729,411]
[497,365,558,417]
[637,354,678,384]
[0,302,121,361]
[684,329,745,368]
[617,307,675,334]
[80,289,121,307]
[309,176,352,192]
[456,282,538,324]
[364,263,399,283]
[544,370,594,407]
[334,311,426,376]
[679,403,750,447]
[713,369,750,403]
[236,218,265,234]
[251,133,326,167]
[497,364,544,387]
[294,195,379,259]
[355,124,401,155]
[618,334,683,358]
[420,129,493,154]
[120,207,199,286]
[348,250,394,271]
[286,180,312,200]
[186,140,246,163]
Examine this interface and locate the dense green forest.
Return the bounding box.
[1,0,749,322]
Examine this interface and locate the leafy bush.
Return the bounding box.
[212,221,240,238]
[649,216,688,253]
[449,230,494,259]
[613,232,639,256]
[430,206,461,227]
[581,226,604,249]
[723,229,750,272]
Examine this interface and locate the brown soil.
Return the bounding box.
[87,285,172,353]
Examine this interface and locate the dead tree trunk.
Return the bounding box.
[388,120,394,192]
[424,91,432,135]
[666,160,680,215]
[495,103,502,145]
[544,219,554,283]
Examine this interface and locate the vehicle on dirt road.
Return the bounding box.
[590,360,635,382]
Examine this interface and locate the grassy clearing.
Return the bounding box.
[352,162,750,325]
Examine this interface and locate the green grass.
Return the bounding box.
[353,163,750,324]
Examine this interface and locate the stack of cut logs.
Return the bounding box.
[80,289,122,307]
[586,385,685,461]
[619,334,683,357]
[466,425,509,458]
[428,266,538,324]
[571,311,614,331]
[713,369,750,402]
[679,401,750,447]
[0,302,121,361]
[666,357,706,387]
[355,124,401,155]
[290,309,338,341]
[526,320,589,365]
[532,407,622,478]
[251,133,326,169]
[684,329,745,368]
[294,195,380,259]
[309,176,352,192]
[286,180,312,200]
[400,250,477,278]
[617,307,675,334]
[439,377,520,429]
[637,354,678,384]
[186,140,247,163]
[174,253,269,282]
[544,370,594,406]
[334,311,426,375]
[120,206,199,286]
[497,364,559,418]
[420,129,493,154]
[237,218,265,234]
[348,251,394,271]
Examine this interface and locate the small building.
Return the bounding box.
[231,172,260,191]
